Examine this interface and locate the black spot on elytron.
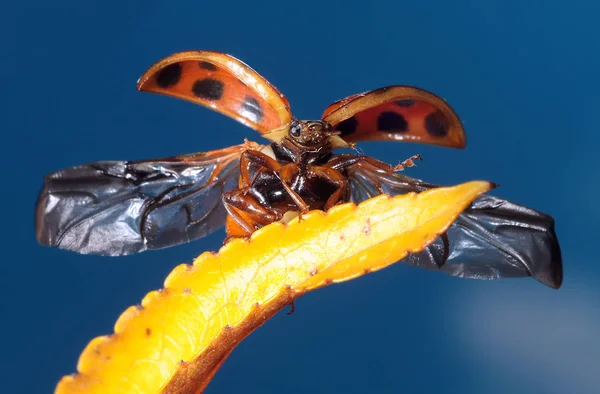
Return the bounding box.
[192,78,224,100]
[335,117,358,136]
[395,99,414,107]
[240,96,264,123]
[198,61,217,71]
[424,111,449,137]
[145,328,152,337]
[377,112,408,133]
[156,63,182,88]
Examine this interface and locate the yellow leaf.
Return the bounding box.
[55,181,492,394]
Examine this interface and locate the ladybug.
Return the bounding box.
[35,51,562,289]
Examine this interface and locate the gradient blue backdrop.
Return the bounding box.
[3,1,599,393]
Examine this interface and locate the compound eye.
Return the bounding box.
[290,121,302,138]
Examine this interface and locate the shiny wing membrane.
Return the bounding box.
[137,51,292,136]
[35,142,260,256]
[323,86,466,149]
[348,167,563,289]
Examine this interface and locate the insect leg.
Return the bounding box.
[278,164,311,214]
[326,154,421,173]
[392,154,422,172]
[222,188,281,234]
[240,151,311,214]
[309,166,349,211]
[239,149,283,188]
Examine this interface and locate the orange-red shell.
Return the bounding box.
[137,51,292,134]
[322,86,466,149]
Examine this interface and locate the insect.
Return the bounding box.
[35,51,563,288]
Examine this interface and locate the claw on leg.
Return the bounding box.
[393,154,422,172]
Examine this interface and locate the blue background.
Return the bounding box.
[3,1,599,393]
